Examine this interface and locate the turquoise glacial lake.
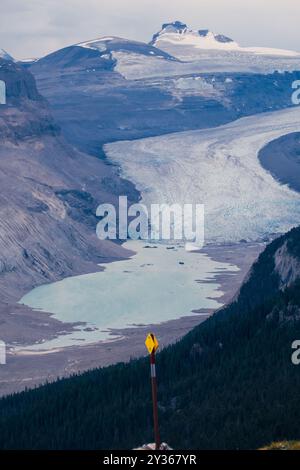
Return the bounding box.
[18,241,239,351]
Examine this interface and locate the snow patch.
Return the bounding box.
[77,37,115,49]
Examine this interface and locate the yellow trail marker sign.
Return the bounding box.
[145,333,159,355]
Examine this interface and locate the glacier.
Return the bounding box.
[105,106,300,244]
[113,49,300,79]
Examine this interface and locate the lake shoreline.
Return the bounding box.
[17,240,243,350]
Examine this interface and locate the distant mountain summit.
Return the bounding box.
[151,22,237,50]
[160,21,188,34]
[151,21,300,60]
[76,36,175,60]
[151,22,235,48]
[32,35,176,71]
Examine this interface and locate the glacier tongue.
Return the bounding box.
[104,107,300,244]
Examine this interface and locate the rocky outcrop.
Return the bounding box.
[274,241,300,289]
[0,58,58,141]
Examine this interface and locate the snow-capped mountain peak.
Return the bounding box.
[76,35,176,60]
[33,35,177,74]
[160,21,188,34]
[151,22,300,59]
[0,49,14,62]
[151,22,237,49]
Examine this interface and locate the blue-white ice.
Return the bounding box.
[18,241,238,351]
[113,49,300,80]
[105,107,300,243]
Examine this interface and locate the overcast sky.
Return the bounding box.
[1,0,299,59]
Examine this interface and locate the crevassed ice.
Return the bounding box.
[105,106,300,243]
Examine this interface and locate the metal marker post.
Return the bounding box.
[145,333,160,450]
[150,350,160,450]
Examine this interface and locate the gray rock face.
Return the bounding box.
[0,49,14,62]
[150,21,188,44]
[151,22,234,46]
[275,241,300,289]
[0,58,40,101]
[0,58,58,141]
[214,34,234,43]
[151,22,234,45]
